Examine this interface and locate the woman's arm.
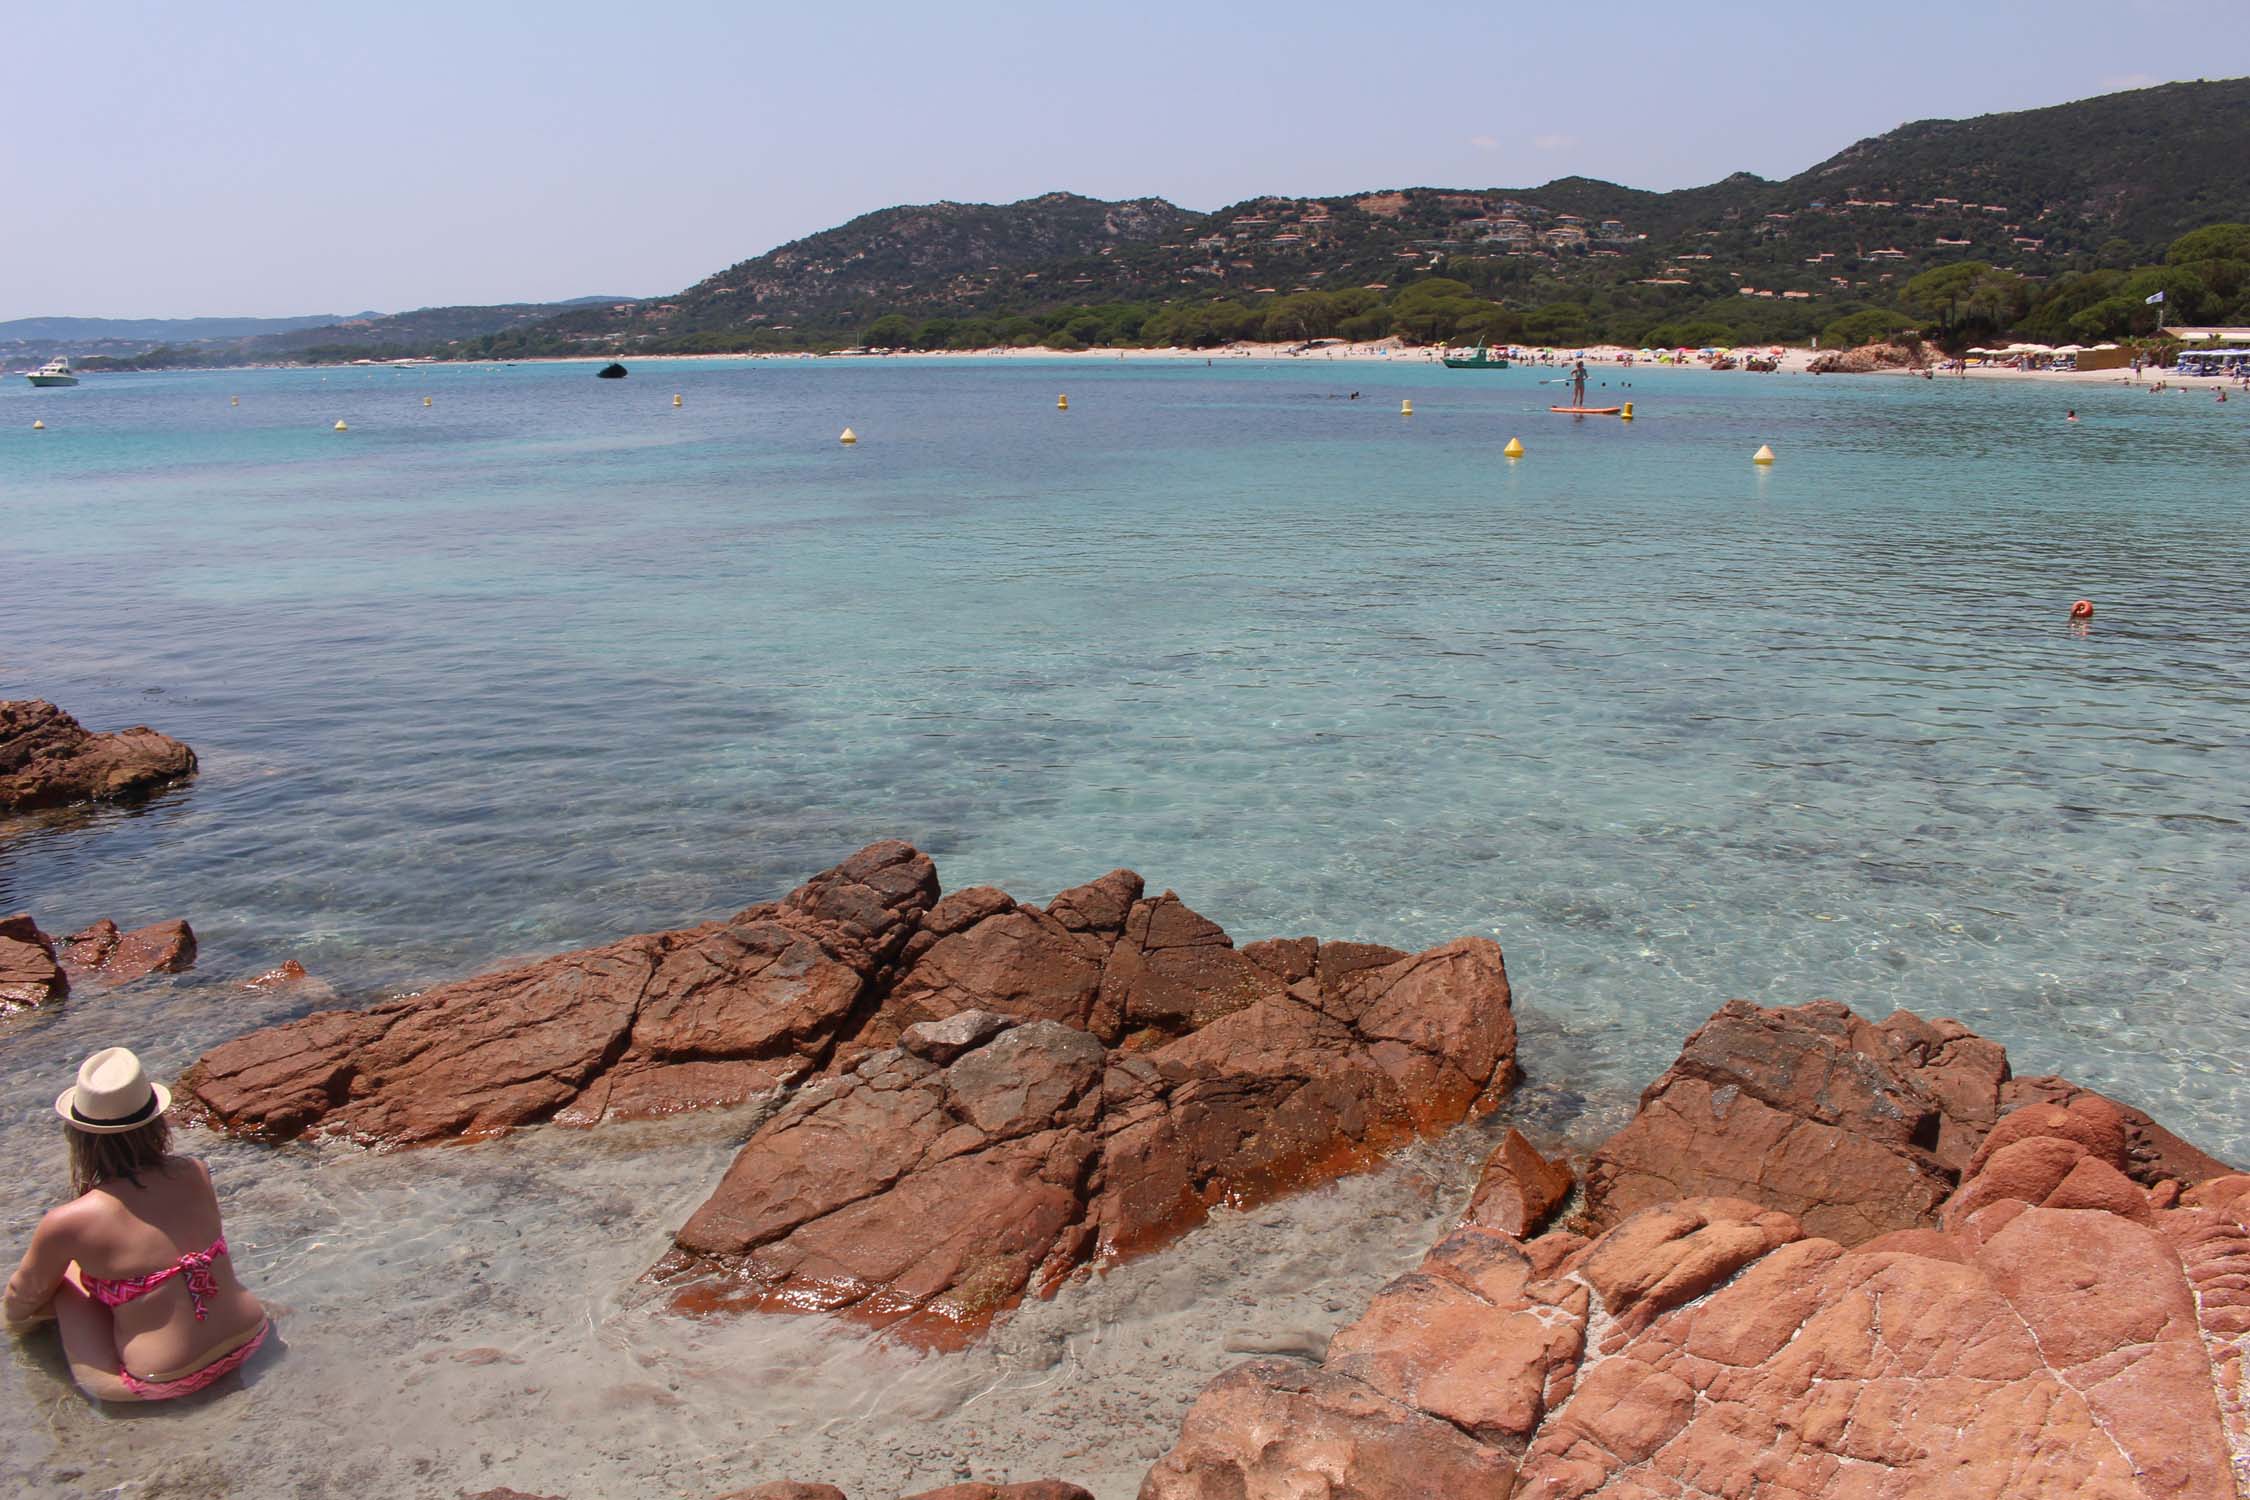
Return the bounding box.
[3,1211,75,1334]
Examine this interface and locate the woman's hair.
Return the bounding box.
[67,1116,174,1198]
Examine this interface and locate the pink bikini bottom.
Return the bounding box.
[118,1319,269,1400]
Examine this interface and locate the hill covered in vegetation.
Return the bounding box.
[53,77,2250,368]
[443,77,2247,359]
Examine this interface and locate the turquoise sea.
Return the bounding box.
[0,354,2246,1494]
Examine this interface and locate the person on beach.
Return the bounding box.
[4,1048,270,1401]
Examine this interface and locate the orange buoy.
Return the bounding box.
[2069,599,2094,620]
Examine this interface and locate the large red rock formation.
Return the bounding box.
[656,928,1515,1344]
[0,699,197,814]
[184,842,1519,1343]
[1144,1002,2247,1499]
[184,841,941,1142]
[1148,1148,2250,1498]
[1577,998,2230,1245]
[0,913,68,1011]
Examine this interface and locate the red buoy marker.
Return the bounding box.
[2069,599,2094,620]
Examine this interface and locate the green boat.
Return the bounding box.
[1441,340,1511,370]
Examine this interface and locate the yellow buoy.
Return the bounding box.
[32,419,45,431]
[423,396,433,407]
[230,396,239,407]
[1752,443,1775,464]
[839,427,858,445]
[1621,402,1635,421]
[1502,437,1525,458]
[673,393,683,408]
[1057,394,1068,410]
[334,420,349,431]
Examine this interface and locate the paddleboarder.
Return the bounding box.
[1570,361,1587,408]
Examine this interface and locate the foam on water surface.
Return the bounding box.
[1,358,2245,1495]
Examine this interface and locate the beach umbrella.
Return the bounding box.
[2092,343,2121,351]
[2052,344,2085,354]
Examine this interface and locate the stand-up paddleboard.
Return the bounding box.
[1549,405,1624,415]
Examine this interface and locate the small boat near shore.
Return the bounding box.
[26,356,79,387]
[596,362,628,379]
[1442,340,1511,370]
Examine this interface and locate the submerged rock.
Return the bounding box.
[58,917,198,985]
[0,913,68,1011]
[1147,1011,2250,1500]
[0,699,197,815]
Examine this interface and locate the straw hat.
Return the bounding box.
[54,1047,172,1134]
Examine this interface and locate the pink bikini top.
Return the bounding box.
[82,1237,229,1320]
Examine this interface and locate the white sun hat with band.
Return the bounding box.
[55,1047,172,1134]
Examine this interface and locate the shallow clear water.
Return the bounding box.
[2,356,2245,1495]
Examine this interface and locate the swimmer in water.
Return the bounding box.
[2066,410,2079,422]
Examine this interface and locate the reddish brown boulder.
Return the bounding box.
[1580,1000,1973,1243]
[0,699,197,814]
[1147,1020,2248,1500]
[1098,893,1287,1040]
[1578,1000,2231,1249]
[0,913,68,1011]
[1139,1358,1519,1500]
[1155,1194,2245,1497]
[712,1486,848,1500]
[58,917,197,985]
[657,933,1517,1344]
[1462,1127,1573,1237]
[903,1485,1095,1500]
[182,841,939,1142]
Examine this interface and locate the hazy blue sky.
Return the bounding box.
[5,0,2245,319]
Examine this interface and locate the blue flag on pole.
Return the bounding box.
[2145,290,2166,304]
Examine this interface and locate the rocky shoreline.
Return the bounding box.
[149,841,2250,1498]
[0,698,197,815]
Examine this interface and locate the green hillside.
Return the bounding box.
[449,77,2248,358]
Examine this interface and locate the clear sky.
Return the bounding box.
[4,0,2246,320]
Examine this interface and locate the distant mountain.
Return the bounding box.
[0,312,355,344]
[32,298,639,371]
[522,192,1198,349]
[465,78,2247,355]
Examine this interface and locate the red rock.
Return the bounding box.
[712,1486,848,1500]
[1144,1012,2248,1500]
[1462,1127,1574,1237]
[1098,893,1286,1039]
[1138,1359,1518,1500]
[0,699,197,814]
[2003,1074,2236,1186]
[183,842,938,1142]
[901,1485,1095,1500]
[880,904,1111,1043]
[1238,935,1315,983]
[657,937,1517,1344]
[1041,869,1143,935]
[1582,1000,1987,1243]
[60,917,196,985]
[245,960,311,988]
[0,913,68,1011]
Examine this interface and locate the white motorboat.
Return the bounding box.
[26,356,79,387]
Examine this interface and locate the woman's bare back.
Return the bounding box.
[64,1158,264,1378]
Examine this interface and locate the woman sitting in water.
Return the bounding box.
[3,1048,269,1401]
